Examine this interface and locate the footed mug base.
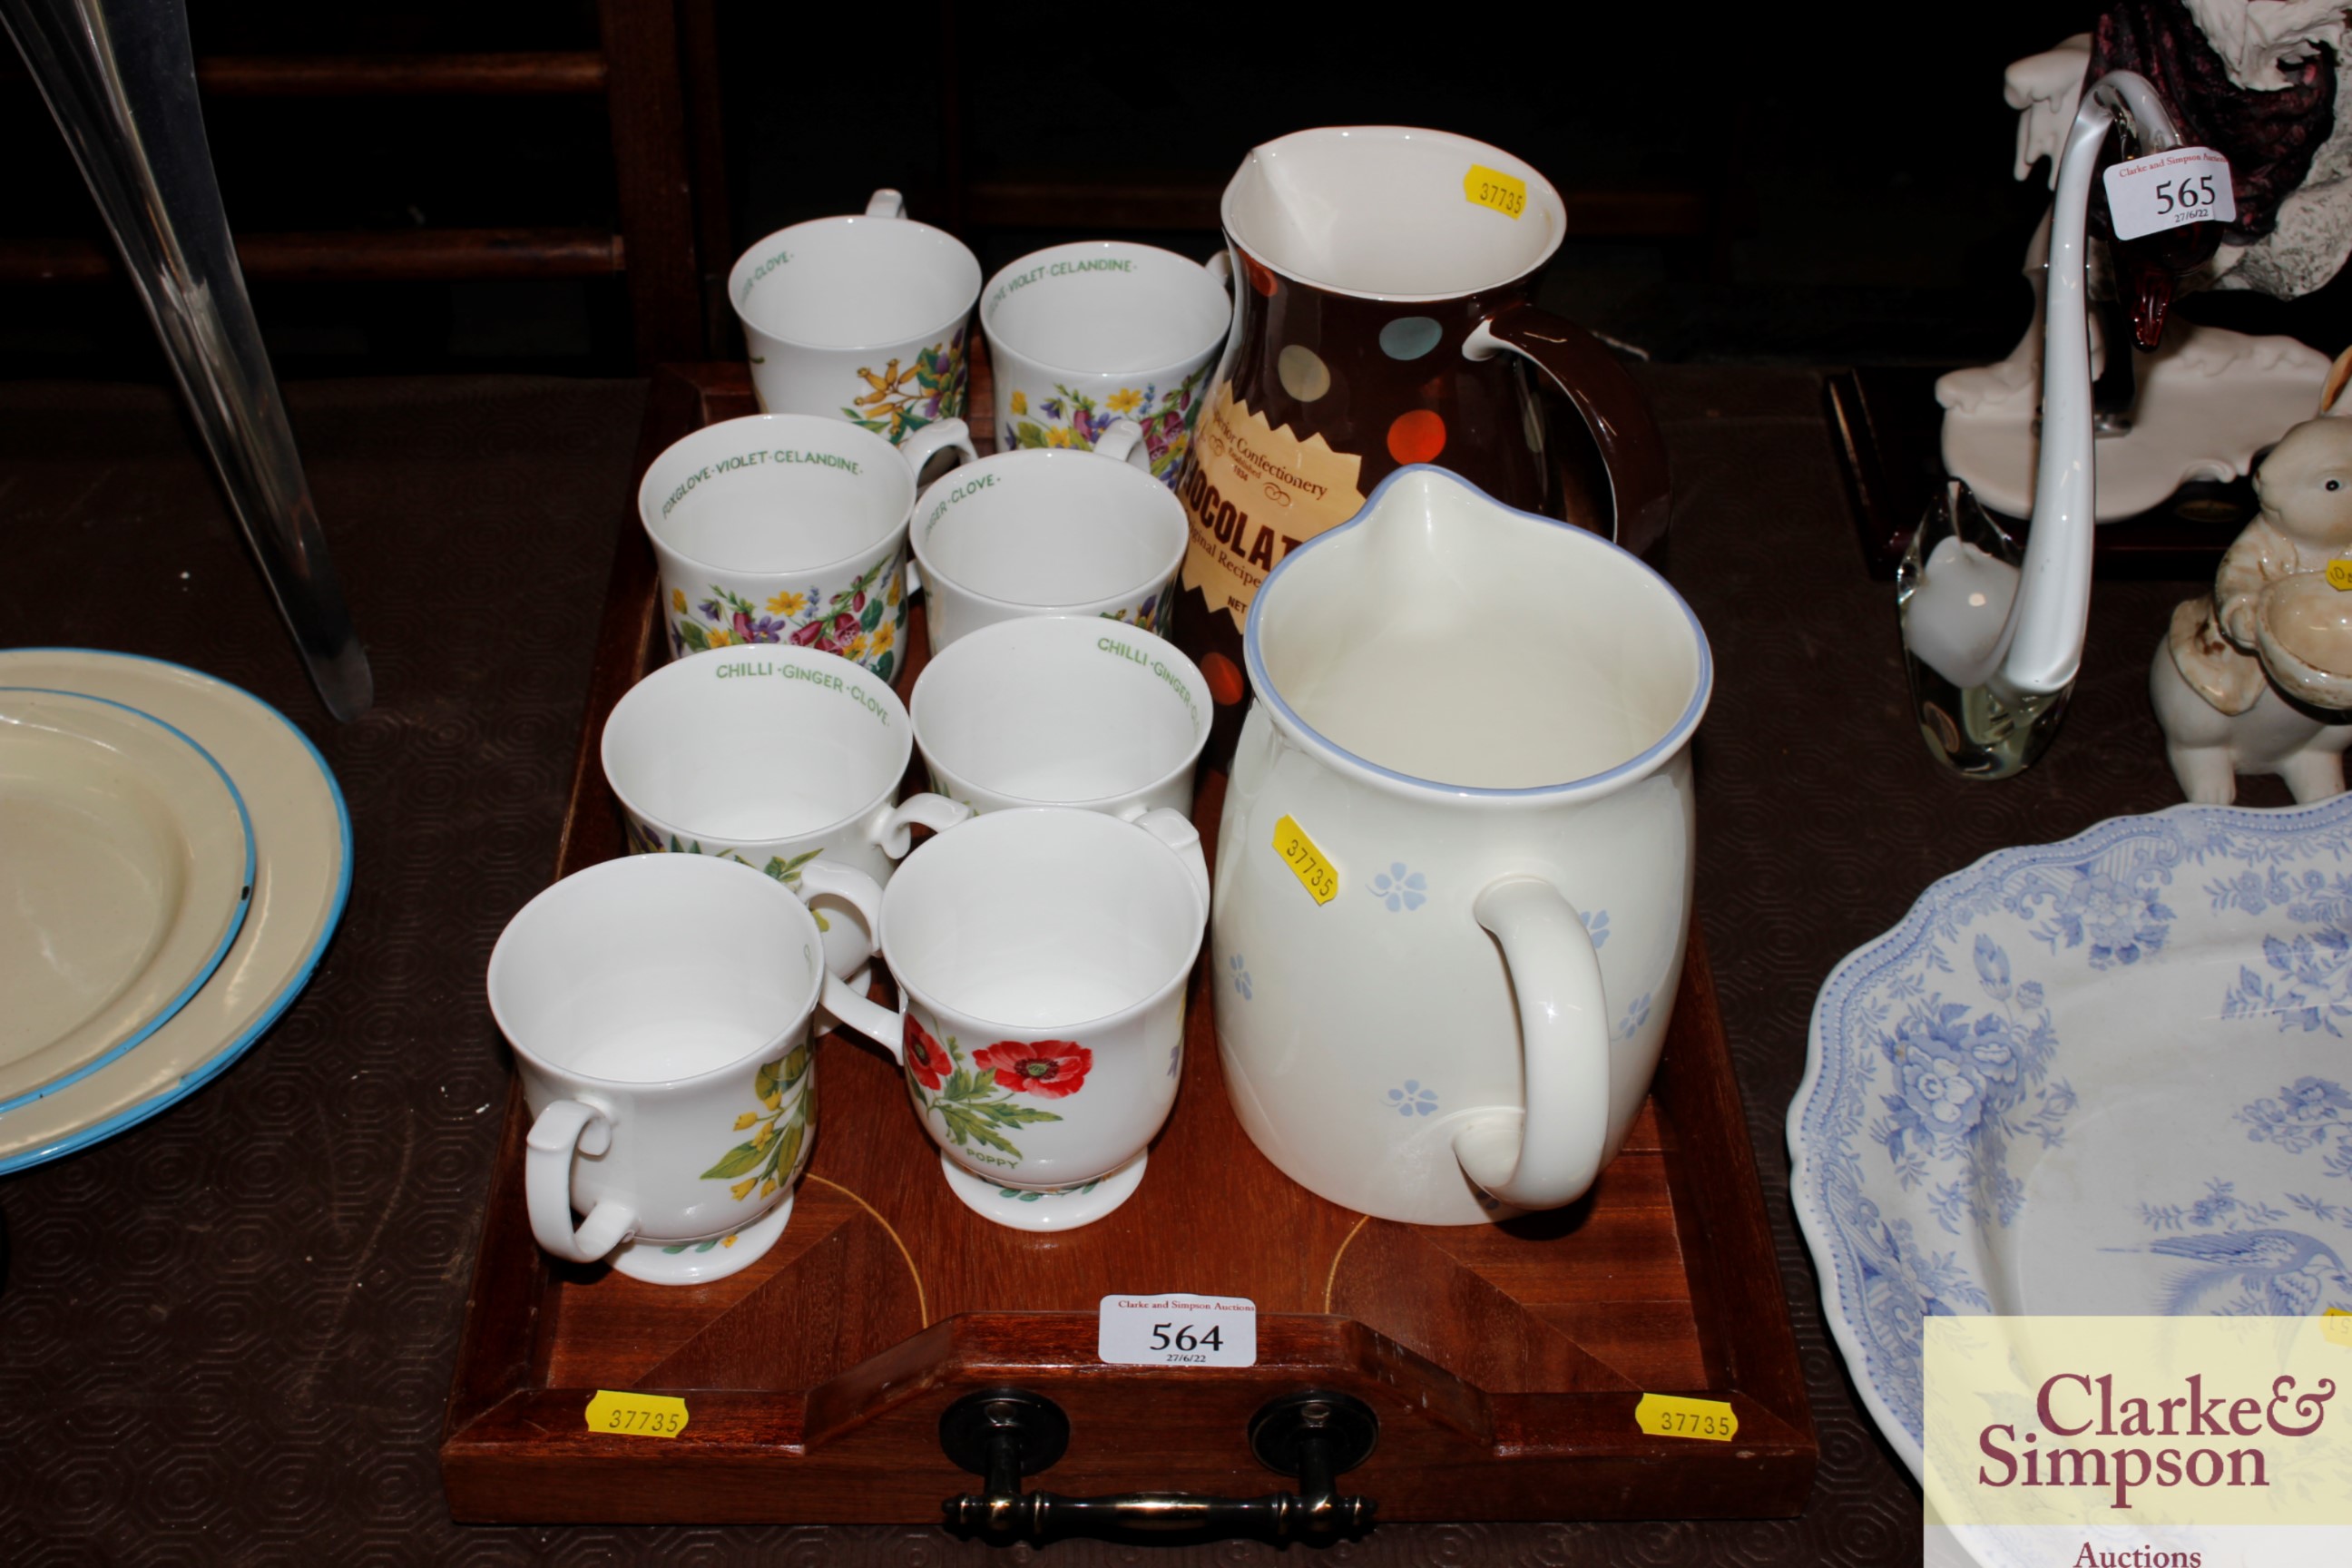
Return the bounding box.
[608,1193,794,1285]
[939,1150,1144,1233]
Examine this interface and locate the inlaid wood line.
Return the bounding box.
[804,1173,928,1326]
[1320,1213,1370,1312]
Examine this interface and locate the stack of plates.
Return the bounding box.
[1791,796,2352,1476]
[0,650,350,1175]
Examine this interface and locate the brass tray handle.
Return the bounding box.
[939,1387,1378,1541]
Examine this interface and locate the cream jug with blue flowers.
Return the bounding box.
[1210,466,1711,1224]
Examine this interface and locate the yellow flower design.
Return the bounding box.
[765,589,808,617]
[1106,387,1142,414]
[671,588,688,613]
[1011,389,1028,416]
[730,1177,757,1200]
[1045,427,1073,447]
[872,622,895,655]
[707,630,731,648]
[845,632,870,660]
[887,577,902,607]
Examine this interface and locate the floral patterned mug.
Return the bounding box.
[730,190,979,446]
[825,807,1209,1233]
[602,643,970,984]
[489,854,872,1285]
[982,240,1231,488]
[639,411,975,681]
[910,615,1208,819]
[908,442,1188,656]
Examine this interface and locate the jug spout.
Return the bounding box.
[1247,465,1709,796]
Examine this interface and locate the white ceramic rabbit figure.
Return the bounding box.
[2151,348,2352,803]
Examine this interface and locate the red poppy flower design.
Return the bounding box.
[905,1014,948,1092]
[970,1039,1093,1099]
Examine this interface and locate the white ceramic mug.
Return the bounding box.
[1212,466,1711,1226]
[488,854,874,1284]
[640,412,974,680]
[602,643,970,982]
[982,240,1232,487]
[825,807,1208,1233]
[909,444,1189,655]
[910,616,1208,818]
[730,189,981,445]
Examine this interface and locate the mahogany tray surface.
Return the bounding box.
[439,360,1818,1524]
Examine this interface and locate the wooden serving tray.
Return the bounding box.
[440,361,1817,1524]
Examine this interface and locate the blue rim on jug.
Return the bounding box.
[1241,463,1711,802]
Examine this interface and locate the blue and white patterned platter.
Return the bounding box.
[1790,795,2352,1479]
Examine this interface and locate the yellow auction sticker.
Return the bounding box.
[1635,1393,1738,1442]
[1272,814,1338,906]
[584,1389,690,1439]
[2327,560,2352,592]
[2326,1308,2352,1347]
[1465,164,1527,220]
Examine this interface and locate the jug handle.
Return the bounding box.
[1453,875,1611,1210]
[1462,305,1671,559]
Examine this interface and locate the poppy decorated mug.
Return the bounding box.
[730,189,980,446]
[602,643,971,984]
[640,411,975,681]
[981,240,1232,488]
[825,807,1209,1232]
[909,441,1189,655]
[489,854,873,1285]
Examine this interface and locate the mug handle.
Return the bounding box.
[789,859,883,978]
[1461,304,1671,560]
[1130,806,1210,917]
[1450,875,1612,1210]
[872,791,972,858]
[1089,417,1156,474]
[866,189,905,219]
[525,1099,639,1264]
[897,416,976,492]
[823,980,906,1063]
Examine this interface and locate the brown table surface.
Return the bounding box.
[0,367,2248,1563]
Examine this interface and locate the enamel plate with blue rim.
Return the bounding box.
[1792,795,2352,1478]
[0,650,349,1174]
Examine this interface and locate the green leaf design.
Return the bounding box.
[976,1102,1062,1128]
[701,1140,768,1180]
[678,619,710,653]
[935,1101,1024,1158]
[765,1120,806,1185]
[859,598,884,632]
[870,651,895,683]
[1013,421,1047,449]
[760,848,825,887]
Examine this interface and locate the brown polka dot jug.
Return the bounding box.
[1169,127,1671,749]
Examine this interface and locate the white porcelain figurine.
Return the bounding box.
[2152,348,2352,803]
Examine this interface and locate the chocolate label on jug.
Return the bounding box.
[1177,385,1365,632]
